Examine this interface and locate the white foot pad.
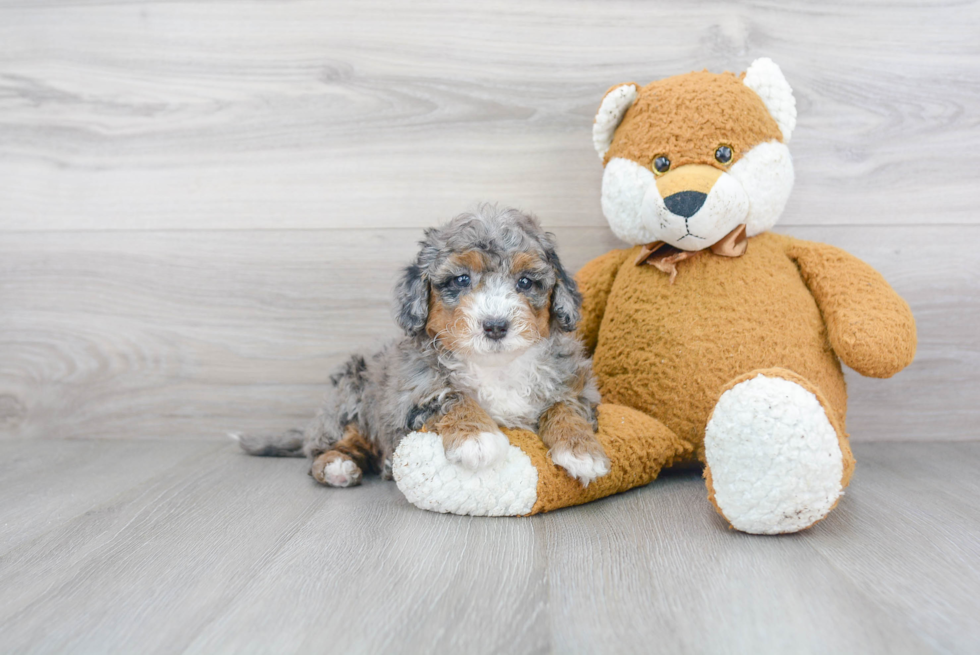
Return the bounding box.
[705,374,844,534]
[393,432,538,516]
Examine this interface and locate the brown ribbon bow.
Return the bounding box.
[634,224,748,284]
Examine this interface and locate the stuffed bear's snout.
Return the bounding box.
[641,168,749,250]
[663,190,707,218]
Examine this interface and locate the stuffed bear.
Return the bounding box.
[393,59,917,534]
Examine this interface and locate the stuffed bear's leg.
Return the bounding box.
[392,404,692,516]
[703,368,856,534]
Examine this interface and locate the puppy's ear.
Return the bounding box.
[545,244,581,333]
[394,263,429,336]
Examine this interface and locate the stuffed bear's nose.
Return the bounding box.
[483,318,509,341]
[663,191,707,218]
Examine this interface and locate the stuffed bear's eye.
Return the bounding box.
[715,145,733,164]
[516,276,533,291]
[452,274,471,288]
[652,155,671,174]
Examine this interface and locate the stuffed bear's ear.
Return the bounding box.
[743,58,797,143]
[593,83,638,161]
[394,263,430,337]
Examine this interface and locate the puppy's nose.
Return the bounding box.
[663,190,707,218]
[482,318,509,341]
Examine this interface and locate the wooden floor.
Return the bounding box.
[2,1,978,653]
[0,440,976,654]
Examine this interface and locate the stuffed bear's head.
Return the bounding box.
[593,58,796,250]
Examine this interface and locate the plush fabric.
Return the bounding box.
[703,368,855,534]
[394,59,916,533]
[787,239,917,378]
[393,404,690,517]
[520,404,690,514]
[603,70,783,169]
[580,232,905,460]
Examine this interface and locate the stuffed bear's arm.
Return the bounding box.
[786,237,917,378]
[574,248,632,355]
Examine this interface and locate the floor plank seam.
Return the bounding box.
[801,535,943,654]
[0,442,227,562]
[173,494,329,653]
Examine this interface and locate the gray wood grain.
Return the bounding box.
[0,443,329,652]
[183,487,549,655]
[1,225,975,443]
[0,439,220,553]
[1,1,976,652]
[539,470,937,655]
[1,0,977,445]
[0,0,978,231]
[805,443,980,654]
[0,440,977,654]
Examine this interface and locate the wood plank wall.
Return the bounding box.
[1,0,978,442]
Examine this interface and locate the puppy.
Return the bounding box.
[236,206,610,487]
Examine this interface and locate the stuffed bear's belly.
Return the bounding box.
[592,235,846,457]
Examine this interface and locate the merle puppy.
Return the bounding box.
[236,206,610,487]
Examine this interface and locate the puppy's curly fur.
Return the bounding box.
[236,206,609,486]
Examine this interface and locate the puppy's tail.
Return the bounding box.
[229,429,305,457]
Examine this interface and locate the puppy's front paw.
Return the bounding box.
[444,430,510,470]
[549,440,611,486]
[311,452,363,488]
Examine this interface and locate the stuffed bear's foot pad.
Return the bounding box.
[394,404,692,517]
[704,373,844,534]
[393,431,538,516]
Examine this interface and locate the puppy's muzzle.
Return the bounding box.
[482,318,509,341]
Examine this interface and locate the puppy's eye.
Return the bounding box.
[652,155,671,175]
[452,274,471,288]
[516,276,533,291]
[715,145,733,165]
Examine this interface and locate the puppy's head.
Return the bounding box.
[394,206,580,357]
